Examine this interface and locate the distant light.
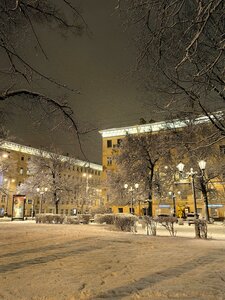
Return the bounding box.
[177,162,185,172]
[198,160,206,170]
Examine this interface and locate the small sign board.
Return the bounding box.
[208,204,223,208]
[12,195,26,220]
[159,204,171,208]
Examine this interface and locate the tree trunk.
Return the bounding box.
[147,192,153,217]
[200,176,210,222]
[55,201,59,214]
[194,222,201,239]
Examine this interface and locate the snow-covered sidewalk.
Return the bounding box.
[0,222,225,299]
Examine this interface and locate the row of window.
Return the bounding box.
[11,154,101,176]
[107,139,122,148]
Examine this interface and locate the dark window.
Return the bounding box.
[220,145,225,154]
[117,139,122,145]
[129,208,135,214]
[107,140,112,148]
[21,156,24,161]
[118,207,123,213]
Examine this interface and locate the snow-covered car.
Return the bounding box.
[186,213,198,225]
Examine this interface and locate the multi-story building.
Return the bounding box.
[99,117,225,220]
[0,141,103,217]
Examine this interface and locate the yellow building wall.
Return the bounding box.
[100,129,225,219]
[0,144,103,217]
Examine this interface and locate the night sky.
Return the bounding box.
[3,0,159,164]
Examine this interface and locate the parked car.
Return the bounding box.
[157,214,170,217]
[0,208,4,218]
[186,213,198,225]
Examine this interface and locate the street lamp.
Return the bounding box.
[168,191,181,217]
[168,191,176,217]
[124,183,139,214]
[36,187,48,214]
[176,163,198,218]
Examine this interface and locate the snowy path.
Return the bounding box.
[0,222,225,300]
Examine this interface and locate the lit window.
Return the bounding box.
[19,168,24,175]
[107,157,112,166]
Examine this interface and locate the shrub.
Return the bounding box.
[114,214,138,232]
[94,214,115,224]
[144,216,157,236]
[78,214,91,224]
[65,216,80,224]
[194,219,208,239]
[35,214,64,224]
[155,216,178,237]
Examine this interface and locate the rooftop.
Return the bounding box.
[0,141,103,171]
[99,113,223,138]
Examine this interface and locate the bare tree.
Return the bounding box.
[19,149,82,214]
[108,131,176,216]
[0,0,88,141]
[117,0,225,134]
[107,120,225,218]
[169,120,225,221]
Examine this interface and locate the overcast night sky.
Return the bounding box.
[2,0,160,164]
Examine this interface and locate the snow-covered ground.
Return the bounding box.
[0,221,225,300]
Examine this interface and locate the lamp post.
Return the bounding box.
[36,187,48,213]
[198,160,210,222]
[168,191,176,217]
[168,191,181,217]
[176,162,198,218]
[124,183,139,214]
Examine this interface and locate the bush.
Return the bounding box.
[35,214,64,224]
[65,216,80,224]
[79,214,91,224]
[194,219,208,239]
[155,216,178,237]
[114,214,138,232]
[144,216,157,236]
[94,214,115,224]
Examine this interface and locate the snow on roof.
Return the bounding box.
[99,113,224,138]
[0,141,103,171]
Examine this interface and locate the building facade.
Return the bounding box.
[0,141,103,217]
[99,117,225,220]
